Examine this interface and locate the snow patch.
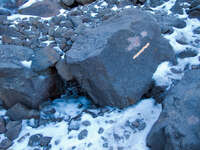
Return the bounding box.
[21,60,32,68]
[111,5,118,11]
[151,0,176,14]
[19,0,43,10]
[10,97,161,150]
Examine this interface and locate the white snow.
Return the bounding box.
[152,4,200,87]
[7,14,37,21]
[101,2,108,7]
[111,5,118,11]
[19,0,43,10]
[151,0,176,14]
[21,60,32,68]
[9,97,161,150]
[0,109,6,116]
[91,12,97,17]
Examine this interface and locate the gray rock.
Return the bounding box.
[31,47,60,72]
[78,129,88,140]
[188,4,200,19]
[56,59,73,81]
[177,49,198,58]
[40,136,52,147]
[0,25,22,37]
[18,0,61,17]
[65,8,176,108]
[98,127,104,134]
[5,121,22,140]
[155,13,186,29]
[61,0,75,6]
[0,138,12,149]
[0,45,64,109]
[68,120,80,131]
[6,103,40,121]
[147,69,200,150]
[70,16,82,27]
[0,117,6,134]
[28,134,43,147]
[193,27,200,34]
[76,0,95,5]
[82,120,91,126]
[0,8,11,16]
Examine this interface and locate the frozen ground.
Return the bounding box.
[7,97,161,150]
[0,0,200,150]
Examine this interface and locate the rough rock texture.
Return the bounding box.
[0,45,64,109]
[0,117,6,134]
[65,8,176,108]
[18,0,62,17]
[188,0,200,20]
[5,121,22,140]
[155,13,186,30]
[61,0,75,6]
[6,103,40,121]
[76,0,95,5]
[56,59,73,81]
[147,69,200,150]
[31,47,60,72]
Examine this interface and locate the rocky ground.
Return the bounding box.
[0,0,200,150]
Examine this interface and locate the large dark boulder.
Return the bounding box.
[65,8,176,108]
[0,45,64,109]
[147,69,200,150]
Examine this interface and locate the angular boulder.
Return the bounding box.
[65,8,176,108]
[0,45,64,109]
[147,69,200,150]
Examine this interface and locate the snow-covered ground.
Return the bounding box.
[8,97,161,150]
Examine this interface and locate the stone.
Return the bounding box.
[56,59,73,81]
[18,0,61,17]
[98,127,104,134]
[78,129,88,140]
[0,138,12,149]
[65,8,176,108]
[177,49,198,58]
[31,46,61,72]
[68,120,80,131]
[61,0,75,6]
[147,69,200,150]
[193,27,200,34]
[28,134,43,147]
[6,103,40,121]
[40,136,52,147]
[82,120,91,126]
[188,5,200,19]
[0,45,64,109]
[5,121,22,140]
[0,117,6,134]
[155,13,186,30]
[0,8,11,16]
[75,0,95,5]
[0,25,22,37]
